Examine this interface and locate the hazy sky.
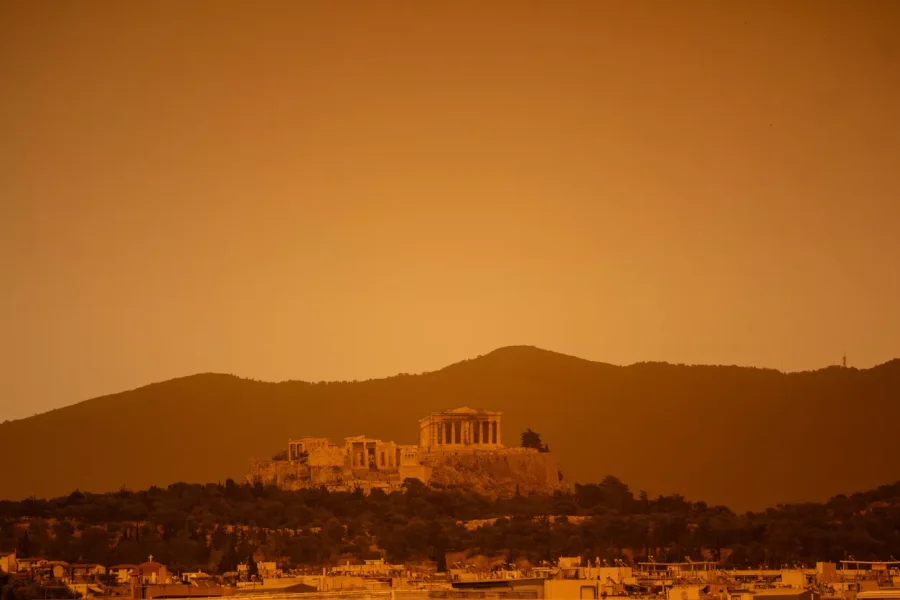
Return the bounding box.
[2,1,899,422]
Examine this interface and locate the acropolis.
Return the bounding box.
[248,407,565,496]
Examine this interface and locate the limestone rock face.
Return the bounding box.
[248,447,566,497]
[423,448,566,497]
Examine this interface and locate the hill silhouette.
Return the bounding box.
[1,346,898,509]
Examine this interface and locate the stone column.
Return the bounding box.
[451,421,456,445]
[497,420,501,446]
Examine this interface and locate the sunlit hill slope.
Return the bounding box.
[2,346,898,510]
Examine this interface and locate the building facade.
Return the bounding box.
[418,407,502,450]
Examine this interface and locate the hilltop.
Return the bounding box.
[1,346,899,509]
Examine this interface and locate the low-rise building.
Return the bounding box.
[136,560,169,584]
[0,552,17,574]
[67,563,107,580]
[110,564,139,584]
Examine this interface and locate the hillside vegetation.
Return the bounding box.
[2,478,900,572]
[1,346,899,509]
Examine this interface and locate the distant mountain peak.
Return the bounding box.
[482,345,581,358]
[467,345,608,367]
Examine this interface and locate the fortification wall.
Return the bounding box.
[307,445,345,468]
[247,458,307,489]
[247,458,420,492]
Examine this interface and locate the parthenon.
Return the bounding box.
[418,407,502,450]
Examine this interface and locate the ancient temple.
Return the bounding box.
[418,406,502,450]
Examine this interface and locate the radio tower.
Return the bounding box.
[842,354,847,368]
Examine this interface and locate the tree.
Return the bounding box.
[520,428,545,450]
[401,478,427,497]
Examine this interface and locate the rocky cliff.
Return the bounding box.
[248,447,566,497]
[424,448,567,496]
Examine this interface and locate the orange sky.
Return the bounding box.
[2,0,899,422]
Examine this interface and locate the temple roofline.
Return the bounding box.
[418,407,501,422]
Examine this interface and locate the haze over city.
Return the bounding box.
[2,0,899,424]
[5,3,900,599]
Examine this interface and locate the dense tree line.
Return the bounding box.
[2,477,899,573]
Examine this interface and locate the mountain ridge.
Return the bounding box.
[2,345,898,509]
[10,345,897,429]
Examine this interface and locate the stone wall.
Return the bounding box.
[247,457,424,493]
[247,458,307,489]
[307,445,345,468]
